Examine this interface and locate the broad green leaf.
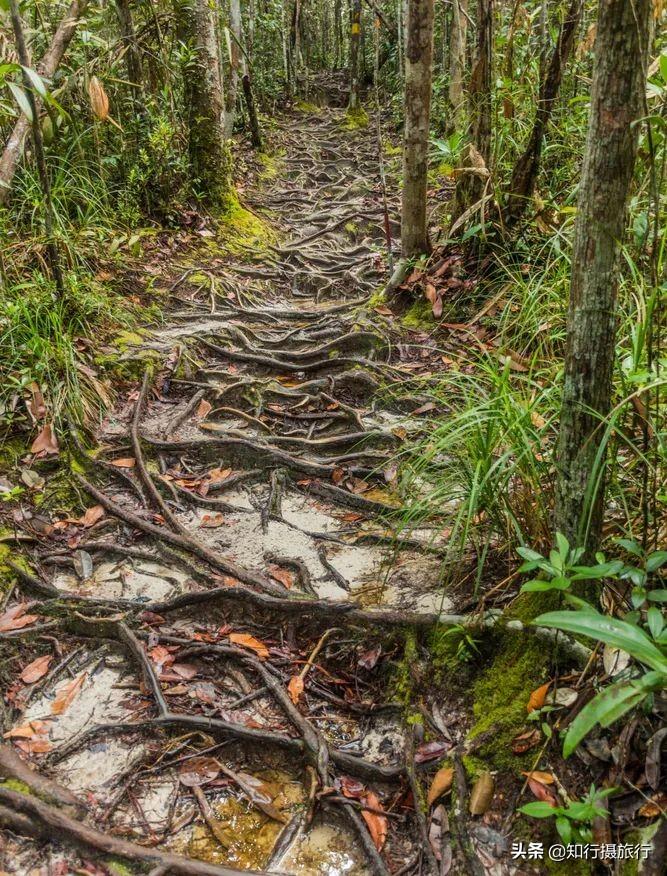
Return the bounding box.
[647,589,667,603]
[21,66,48,99]
[535,609,667,672]
[646,551,667,572]
[563,673,665,757]
[8,82,33,122]
[647,607,663,640]
[615,538,643,557]
[518,801,559,818]
[517,547,544,563]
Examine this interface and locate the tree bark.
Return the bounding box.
[115,0,143,96]
[242,68,263,149]
[224,0,242,138]
[400,0,435,258]
[348,0,362,109]
[470,0,492,177]
[177,0,231,207]
[448,0,467,129]
[504,0,583,225]
[554,0,651,552]
[0,0,87,207]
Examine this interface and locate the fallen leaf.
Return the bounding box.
[3,720,49,739]
[512,728,541,754]
[288,675,304,705]
[171,663,198,680]
[338,775,366,799]
[21,469,44,490]
[427,766,454,806]
[149,645,175,672]
[269,566,293,589]
[14,738,52,754]
[527,682,550,713]
[0,604,40,633]
[429,804,450,866]
[603,645,631,677]
[527,777,559,806]
[521,770,555,785]
[178,757,220,787]
[358,645,382,670]
[207,467,233,483]
[361,791,388,851]
[52,673,87,715]
[26,382,46,421]
[200,512,226,528]
[110,457,136,468]
[81,505,105,528]
[20,654,53,684]
[31,424,59,456]
[196,399,212,419]
[229,633,270,660]
[469,772,494,815]
[415,740,449,764]
[411,402,436,416]
[639,793,667,818]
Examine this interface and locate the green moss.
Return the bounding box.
[104,861,134,876]
[392,628,419,707]
[461,754,487,780]
[343,106,369,130]
[214,191,277,253]
[383,139,402,157]
[258,152,282,180]
[467,629,550,771]
[1,778,31,795]
[344,221,359,235]
[402,299,433,328]
[294,100,321,114]
[112,330,145,351]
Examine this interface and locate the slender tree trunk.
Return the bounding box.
[242,63,263,149]
[400,0,435,258]
[178,0,231,206]
[334,0,342,66]
[115,0,143,96]
[555,0,651,552]
[448,0,467,129]
[0,0,87,207]
[8,0,64,295]
[504,0,583,225]
[224,0,242,138]
[348,0,362,109]
[471,0,492,175]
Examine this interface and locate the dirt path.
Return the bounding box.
[1,109,456,875]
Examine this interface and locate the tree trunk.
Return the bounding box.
[400,0,435,258]
[178,0,231,207]
[115,0,143,96]
[448,0,467,129]
[348,0,362,109]
[224,0,242,138]
[0,0,87,208]
[242,66,263,149]
[470,0,492,175]
[504,0,583,225]
[554,0,651,552]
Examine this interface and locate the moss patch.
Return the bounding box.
[343,106,369,130]
[257,152,282,180]
[402,299,433,329]
[467,628,550,771]
[215,192,277,253]
[294,100,321,114]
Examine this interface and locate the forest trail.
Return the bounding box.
[3,108,458,875]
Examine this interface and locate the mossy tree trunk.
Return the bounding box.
[224,0,242,138]
[400,0,435,258]
[348,0,362,109]
[177,0,231,207]
[504,0,583,225]
[555,0,651,553]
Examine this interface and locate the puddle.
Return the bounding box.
[278,822,370,874]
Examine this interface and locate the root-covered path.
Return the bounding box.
[1,109,458,875]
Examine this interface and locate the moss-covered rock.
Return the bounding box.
[343,106,369,130]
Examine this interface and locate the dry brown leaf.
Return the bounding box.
[527,682,550,712]
[88,76,110,121]
[522,770,555,785]
[81,505,105,528]
[20,654,52,684]
[178,756,220,787]
[197,399,212,419]
[288,675,304,705]
[14,738,53,754]
[207,467,233,483]
[31,424,58,456]
[469,772,494,815]
[427,766,454,806]
[361,791,388,851]
[3,720,48,740]
[528,777,558,807]
[269,566,294,589]
[26,382,46,421]
[0,604,40,633]
[229,633,270,660]
[200,512,226,528]
[52,673,87,715]
[149,645,175,672]
[110,457,136,468]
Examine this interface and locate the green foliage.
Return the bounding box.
[519,785,617,844]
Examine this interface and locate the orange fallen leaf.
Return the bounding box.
[229,633,270,660]
[20,654,53,684]
[522,770,555,785]
[3,720,49,740]
[361,791,388,851]
[427,766,454,806]
[269,566,294,589]
[31,423,59,456]
[200,512,226,528]
[527,682,550,713]
[110,457,136,468]
[81,505,105,528]
[288,675,304,705]
[149,645,175,672]
[0,604,40,633]
[197,399,212,419]
[14,738,53,754]
[52,673,87,715]
[207,467,233,483]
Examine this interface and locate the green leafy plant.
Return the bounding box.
[517,532,623,592]
[519,784,616,844]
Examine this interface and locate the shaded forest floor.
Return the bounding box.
[0,106,656,876]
